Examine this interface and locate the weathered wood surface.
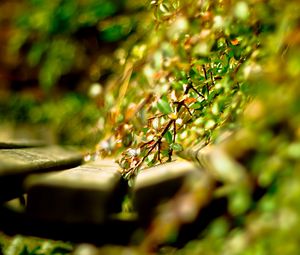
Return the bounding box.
[0,146,83,201]
[0,139,46,149]
[0,155,219,246]
[181,143,250,185]
[0,141,222,245]
[25,159,125,224]
[0,146,83,175]
[132,160,203,219]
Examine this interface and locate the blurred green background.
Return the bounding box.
[0,0,145,148]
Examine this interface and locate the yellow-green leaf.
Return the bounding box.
[157,97,172,114]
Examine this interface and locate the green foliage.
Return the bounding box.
[154,0,300,254]
[96,0,257,177]
[95,0,300,253]
[0,234,72,255]
[0,93,103,147]
[1,0,300,253]
[7,0,136,90]
[157,96,173,115]
[0,0,146,146]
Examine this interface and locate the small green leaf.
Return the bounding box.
[161,149,170,157]
[19,246,31,255]
[171,143,183,152]
[202,84,209,97]
[164,130,173,143]
[157,97,172,114]
[190,102,203,110]
[146,153,157,166]
[171,81,183,90]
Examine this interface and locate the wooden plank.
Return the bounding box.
[0,146,83,201]
[178,141,207,166]
[25,159,125,224]
[0,139,46,149]
[183,144,250,184]
[132,160,202,219]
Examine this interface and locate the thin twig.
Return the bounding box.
[158,140,162,163]
[202,64,208,80]
[190,85,205,99]
[187,76,205,99]
[132,119,174,173]
[173,120,177,143]
[182,102,193,116]
[210,71,214,85]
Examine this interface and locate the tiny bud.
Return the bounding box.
[168,113,178,120]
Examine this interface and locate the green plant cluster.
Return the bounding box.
[1,0,300,254]
[0,234,72,255]
[140,0,300,254]
[96,0,259,177]
[96,0,300,254]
